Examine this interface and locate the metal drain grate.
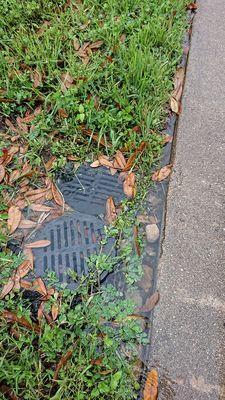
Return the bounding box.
[58,164,124,216]
[29,211,115,288]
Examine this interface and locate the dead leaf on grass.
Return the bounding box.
[8,206,22,233]
[90,357,103,366]
[133,226,141,256]
[73,38,80,50]
[53,348,74,381]
[33,277,47,296]
[58,108,68,118]
[38,301,45,321]
[44,156,56,171]
[25,240,51,249]
[123,141,147,172]
[152,164,172,182]
[98,155,114,168]
[0,164,5,182]
[61,73,74,92]
[143,369,158,400]
[0,278,15,299]
[51,303,59,321]
[105,196,117,224]
[32,70,43,88]
[2,310,41,334]
[123,172,136,198]
[0,383,19,400]
[114,150,126,170]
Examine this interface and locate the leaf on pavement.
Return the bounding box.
[18,219,37,229]
[114,150,126,170]
[187,2,198,10]
[0,164,5,182]
[30,204,53,212]
[90,160,101,168]
[105,196,117,224]
[123,172,136,198]
[7,206,22,233]
[98,155,114,168]
[152,164,172,182]
[51,183,64,206]
[143,369,158,400]
[0,383,19,400]
[25,240,51,249]
[0,278,15,299]
[51,303,59,321]
[137,292,160,313]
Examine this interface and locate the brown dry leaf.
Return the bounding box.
[110,167,117,176]
[123,172,136,198]
[123,142,147,172]
[45,156,56,171]
[120,34,126,43]
[170,97,180,114]
[20,279,33,289]
[98,155,114,168]
[187,2,198,10]
[9,170,21,183]
[143,369,158,400]
[88,40,103,50]
[5,118,18,133]
[114,150,126,170]
[162,134,173,145]
[16,260,32,279]
[0,278,15,299]
[30,204,53,212]
[8,206,22,233]
[133,226,141,256]
[73,38,80,50]
[53,348,74,381]
[38,301,45,321]
[33,277,47,296]
[0,164,5,182]
[23,247,34,267]
[105,196,117,224]
[16,117,28,134]
[51,303,59,321]
[81,126,111,148]
[58,108,68,118]
[2,310,41,334]
[19,113,35,123]
[0,383,19,400]
[99,370,113,375]
[90,160,101,168]
[25,240,51,249]
[138,292,160,313]
[152,164,172,182]
[61,73,74,92]
[32,70,42,88]
[18,219,37,229]
[170,67,185,114]
[25,187,47,197]
[90,357,103,366]
[51,183,64,206]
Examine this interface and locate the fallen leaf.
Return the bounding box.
[61,73,74,92]
[53,348,74,381]
[123,172,136,198]
[51,303,59,321]
[170,96,181,114]
[51,183,64,206]
[73,38,80,50]
[88,40,103,50]
[9,170,21,183]
[20,279,33,289]
[0,278,15,299]
[90,160,101,168]
[80,126,111,148]
[162,134,173,145]
[0,164,5,182]
[1,310,41,334]
[19,219,37,229]
[30,204,53,212]
[58,108,68,118]
[120,34,126,43]
[7,206,22,233]
[152,164,172,182]
[33,277,47,296]
[187,2,198,10]
[105,196,117,224]
[15,260,33,278]
[143,369,158,400]
[123,141,147,172]
[133,226,141,256]
[25,240,51,249]
[0,383,19,400]
[16,117,28,133]
[90,357,103,366]
[5,118,18,133]
[38,301,45,321]
[45,156,56,171]
[114,150,126,170]
[32,69,42,88]
[170,67,185,114]
[98,155,114,168]
[137,292,160,313]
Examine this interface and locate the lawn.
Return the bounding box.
[0,0,189,399]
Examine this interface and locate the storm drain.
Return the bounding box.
[27,164,124,288]
[58,164,124,216]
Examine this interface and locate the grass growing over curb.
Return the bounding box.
[0,0,189,398]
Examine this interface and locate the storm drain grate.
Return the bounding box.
[30,211,115,288]
[58,164,124,216]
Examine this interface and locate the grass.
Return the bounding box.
[0,0,189,398]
